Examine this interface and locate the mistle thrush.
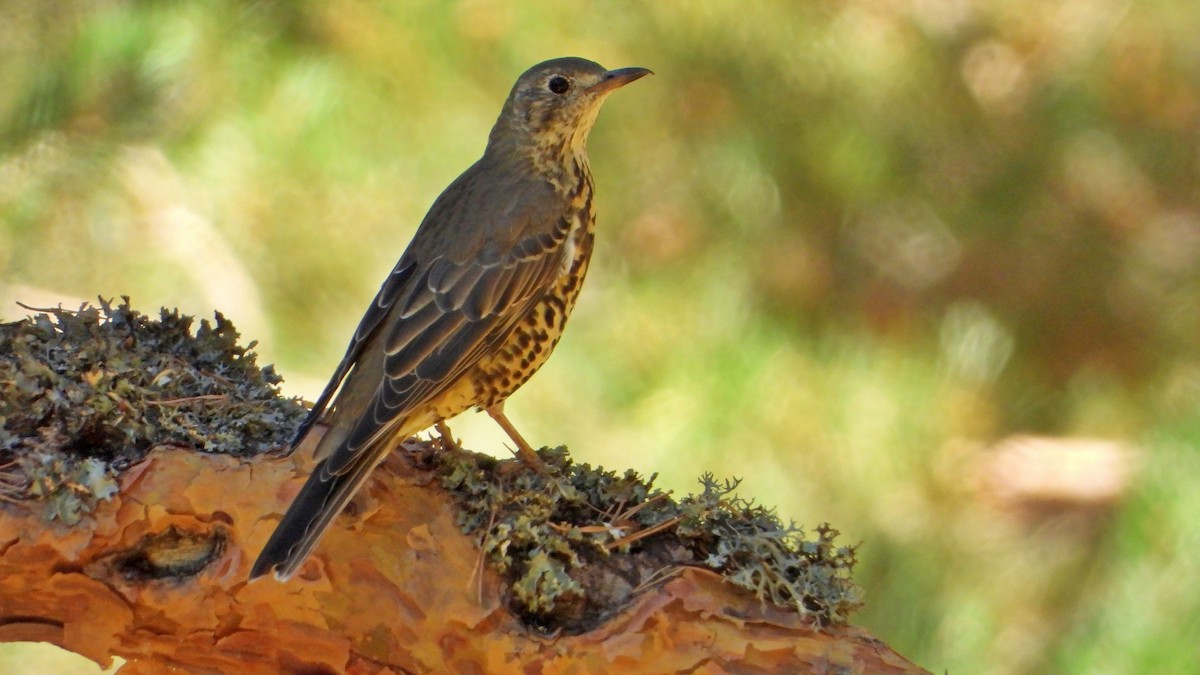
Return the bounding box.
[251,57,650,580]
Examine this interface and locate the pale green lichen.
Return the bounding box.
[436,447,862,632]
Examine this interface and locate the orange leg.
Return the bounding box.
[486,403,546,471]
[435,419,460,452]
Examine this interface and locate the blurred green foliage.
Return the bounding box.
[2,1,1199,673]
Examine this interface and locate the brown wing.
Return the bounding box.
[287,256,417,447]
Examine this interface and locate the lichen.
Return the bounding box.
[435,447,862,632]
[0,297,306,524]
[679,474,861,624]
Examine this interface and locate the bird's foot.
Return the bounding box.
[486,405,549,474]
[434,419,468,456]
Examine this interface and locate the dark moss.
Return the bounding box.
[434,446,862,632]
[0,297,306,524]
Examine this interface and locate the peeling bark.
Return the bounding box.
[0,446,928,674]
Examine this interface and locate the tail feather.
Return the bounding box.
[249,450,383,580]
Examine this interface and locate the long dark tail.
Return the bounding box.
[249,447,383,581]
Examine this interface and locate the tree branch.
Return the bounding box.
[1,446,927,674]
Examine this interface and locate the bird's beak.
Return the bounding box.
[586,67,653,96]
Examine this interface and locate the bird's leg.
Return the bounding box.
[486,403,547,471]
[435,419,461,453]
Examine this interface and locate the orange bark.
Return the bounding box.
[0,446,928,674]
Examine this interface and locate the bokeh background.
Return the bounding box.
[2,1,1199,672]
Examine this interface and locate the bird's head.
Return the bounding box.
[488,57,651,175]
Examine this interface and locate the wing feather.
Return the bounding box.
[289,259,418,446]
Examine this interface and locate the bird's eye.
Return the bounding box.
[547,76,570,95]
